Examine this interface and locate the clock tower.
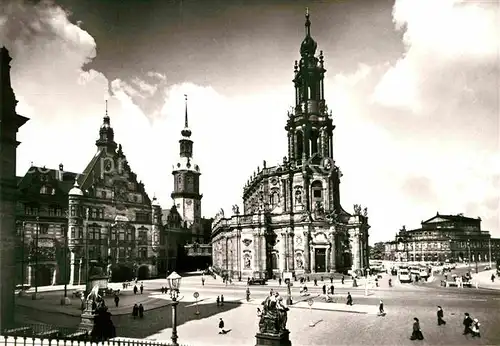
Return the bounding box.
[171,95,203,242]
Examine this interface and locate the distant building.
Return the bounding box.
[211,11,370,280]
[384,213,500,263]
[15,98,211,287]
[0,46,29,330]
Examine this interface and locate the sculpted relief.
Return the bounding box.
[243,251,252,269]
[295,252,304,269]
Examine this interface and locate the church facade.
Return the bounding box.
[14,97,211,287]
[211,12,370,279]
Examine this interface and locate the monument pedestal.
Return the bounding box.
[255,330,291,346]
[79,309,96,334]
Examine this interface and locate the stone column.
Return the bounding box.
[310,246,315,273]
[27,265,33,286]
[329,232,336,272]
[253,232,260,274]
[279,233,286,273]
[288,231,295,271]
[51,266,57,286]
[260,231,266,277]
[350,229,360,272]
[325,246,330,272]
[303,231,310,272]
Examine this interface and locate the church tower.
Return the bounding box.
[0,47,29,329]
[285,10,340,215]
[95,101,117,154]
[171,95,203,242]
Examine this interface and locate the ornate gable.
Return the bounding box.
[79,144,151,206]
[422,216,452,224]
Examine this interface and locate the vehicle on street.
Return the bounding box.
[248,277,267,285]
[398,268,412,283]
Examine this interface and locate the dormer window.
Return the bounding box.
[40,185,52,194]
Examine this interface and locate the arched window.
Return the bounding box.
[311,180,323,199]
[296,131,303,162]
[40,185,51,194]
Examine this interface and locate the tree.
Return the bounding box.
[370,242,385,260]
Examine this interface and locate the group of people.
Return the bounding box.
[132,303,145,319]
[133,283,144,295]
[410,307,481,341]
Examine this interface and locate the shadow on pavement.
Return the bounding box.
[16,301,243,339]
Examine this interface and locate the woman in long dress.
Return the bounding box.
[410,317,424,340]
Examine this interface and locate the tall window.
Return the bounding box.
[119,230,125,241]
[311,180,323,199]
[126,229,134,241]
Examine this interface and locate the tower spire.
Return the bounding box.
[181,94,192,138]
[184,94,188,128]
[305,7,311,37]
[105,99,108,117]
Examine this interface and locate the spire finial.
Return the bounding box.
[184,94,188,128]
[305,8,311,36]
[105,99,108,116]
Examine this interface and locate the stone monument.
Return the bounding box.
[255,292,291,346]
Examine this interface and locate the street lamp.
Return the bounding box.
[489,238,492,269]
[467,239,471,273]
[167,271,182,346]
[32,216,40,300]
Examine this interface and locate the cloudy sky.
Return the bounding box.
[1,0,498,243]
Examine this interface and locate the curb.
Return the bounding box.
[290,304,369,315]
[16,297,174,318]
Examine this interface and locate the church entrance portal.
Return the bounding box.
[315,248,326,272]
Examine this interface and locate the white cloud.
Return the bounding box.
[3,0,498,246]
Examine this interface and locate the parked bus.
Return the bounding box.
[398,268,412,283]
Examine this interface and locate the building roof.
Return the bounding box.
[422,213,481,225]
[17,166,80,196]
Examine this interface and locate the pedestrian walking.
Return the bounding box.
[378,300,385,316]
[471,318,481,337]
[132,304,138,319]
[114,294,120,307]
[330,276,333,283]
[216,296,220,307]
[278,278,282,285]
[140,283,144,294]
[221,294,224,306]
[330,285,334,295]
[341,276,345,285]
[138,303,144,318]
[463,312,473,335]
[410,317,424,340]
[246,287,251,301]
[202,277,205,286]
[133,285,138,294]
[346,292,353,306]
[322,284,326,295]
[314,278,318,286]
[437,306,446,325]
[161,286,165,294]
[218,318,226,334]
[491,274,495,283]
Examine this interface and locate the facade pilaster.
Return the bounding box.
[288,231,295,271]
[329,231,336,272]
[349,228,361,272]
[310,245,315,273]
[27,265,32,286]
[303,230,310,272]
[279,233,286,273]
[260,230,266,276]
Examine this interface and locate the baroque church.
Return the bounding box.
[13,87,211,285]
[211,12,370,279]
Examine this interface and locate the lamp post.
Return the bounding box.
[85,208,90,293]
[467,239,471,273]
[489,238,492,269]
[32,217,40,300]
[167,271,182,346]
